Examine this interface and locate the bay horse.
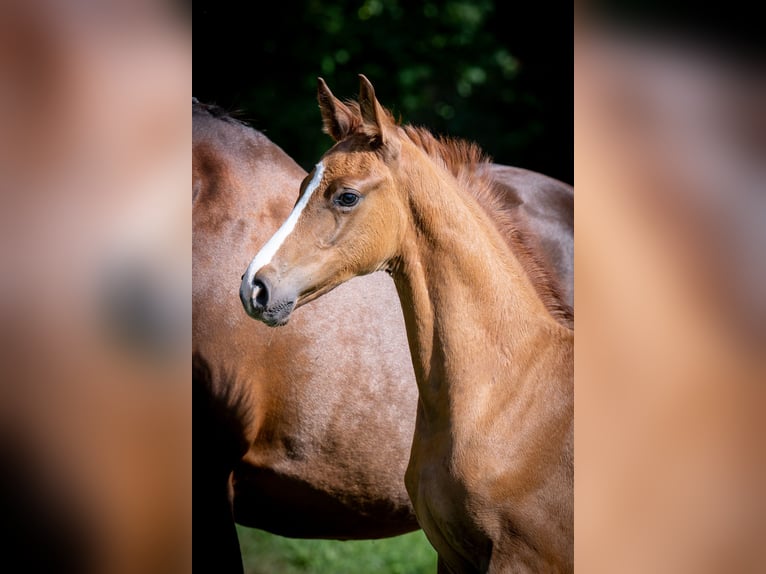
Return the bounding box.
[194,96,572,571]
[239,77,573,572]
[194,100,419,573]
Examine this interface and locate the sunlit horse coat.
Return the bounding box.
[195,97,572,572]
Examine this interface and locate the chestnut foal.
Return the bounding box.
[240,77,573,573]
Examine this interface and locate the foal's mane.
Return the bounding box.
[400,124,574,327]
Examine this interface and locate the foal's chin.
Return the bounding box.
[254,301,296,327]
[253,282,344,326]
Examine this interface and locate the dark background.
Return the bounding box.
[193,0,572,184]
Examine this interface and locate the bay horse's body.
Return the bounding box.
[195,97,572,571]
[240,78,573,572]
[194,101,418,572]
[481,164,573,309]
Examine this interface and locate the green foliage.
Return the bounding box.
[195,0,571,183]
[250,0,524,168]
[237,526,437,574]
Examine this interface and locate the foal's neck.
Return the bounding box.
[391,146,566,412]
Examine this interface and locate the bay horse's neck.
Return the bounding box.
[391,143,570,420]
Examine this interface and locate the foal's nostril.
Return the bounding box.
[253,279,270,308]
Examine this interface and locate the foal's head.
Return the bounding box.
[240,75,405,326]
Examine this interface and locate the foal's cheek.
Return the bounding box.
[372,208,402,264]
[311,210,344,248]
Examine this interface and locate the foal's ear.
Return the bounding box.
[358,74,397,150]
[317,77,355,141]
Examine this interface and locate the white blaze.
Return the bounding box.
[243,162,325,288]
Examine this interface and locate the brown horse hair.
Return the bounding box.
[193,98,249,127]
[195,102,569,329]
[401,124,574,328]
[193,352,255,468]
[327,101,572,326]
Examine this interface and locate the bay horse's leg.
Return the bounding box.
[194,472,243,574]
[193,354,246,573]
[436,555,454,574]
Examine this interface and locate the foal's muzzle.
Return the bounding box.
[239,271,295,327]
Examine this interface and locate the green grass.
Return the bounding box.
[237,526,437,574]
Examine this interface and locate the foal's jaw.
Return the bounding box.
[243,267,350,326]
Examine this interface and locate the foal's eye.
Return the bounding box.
[335,190,360,208]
